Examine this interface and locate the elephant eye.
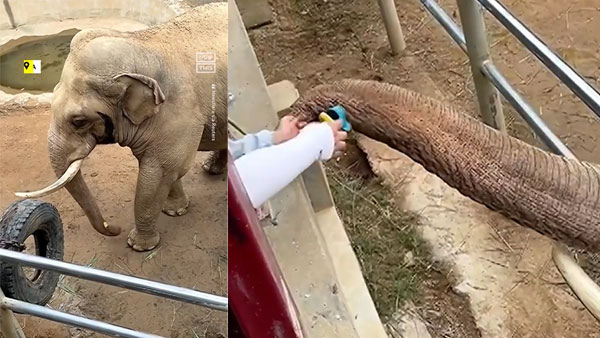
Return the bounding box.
[71,117,88,128]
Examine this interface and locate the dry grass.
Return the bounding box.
[324,143,481,337]
[326,165,430,319]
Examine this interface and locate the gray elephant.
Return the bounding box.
[291,79,600,251]
[17,3,228,251]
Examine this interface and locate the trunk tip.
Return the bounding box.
[101,222,121,236]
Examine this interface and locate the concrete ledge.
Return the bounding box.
[0,18,149,103]
[1,0,175,30]
[0,18,149,52]
[0,0,176,102]
[236,0,272,28]
[267,80,299,115]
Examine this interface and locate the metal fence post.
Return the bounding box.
[377,0,406,54]
[456,0,506,132]
[0,289,26,338]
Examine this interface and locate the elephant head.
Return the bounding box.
[16,29,168,237]
[290,79,600,251]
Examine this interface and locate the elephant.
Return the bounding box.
[16,3,228,251]
[290,79,600,251]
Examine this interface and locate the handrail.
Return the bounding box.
[478,0,600,118]
[420,0,466,51]
[1,296,160,338]
[480,61,575,157]
[0,249,227,337]
[0,249,227,310]
[419,0,575,157]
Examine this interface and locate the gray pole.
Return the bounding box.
[456,0,506,132]
[0,289,26,338]
[478,0,600,119]
[377,0,406,54]
[1,297,162,338]
[0,249,228,312]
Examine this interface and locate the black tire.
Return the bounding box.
[0,200,64,305]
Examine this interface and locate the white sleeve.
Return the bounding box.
[234,123,335,208]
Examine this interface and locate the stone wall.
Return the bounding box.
[0,0,176,30]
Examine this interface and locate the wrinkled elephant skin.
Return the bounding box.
[291,79,600,251]
[22,3,228,251]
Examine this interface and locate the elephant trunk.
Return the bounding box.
[44,133,121,236]
[291,79,600,251]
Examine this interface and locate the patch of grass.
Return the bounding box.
[87,254,99,267]
[326,165,430,319]
[58,282,79,297]
[56,273,80,298]
[144,246,162,262]
[293,0,316,14]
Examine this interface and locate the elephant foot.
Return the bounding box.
[202,150,227,175]
[127,228,160,252]
[162,195,189,217]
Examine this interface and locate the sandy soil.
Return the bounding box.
[0,102,227,337]
[404,0,600,162]
[248,0,600,336]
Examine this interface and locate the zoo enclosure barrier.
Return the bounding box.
[378,0,600,320]
[0,248,228,338]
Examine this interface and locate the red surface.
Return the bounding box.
[228,153,305,338]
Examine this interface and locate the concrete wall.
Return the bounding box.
[0,0,177,101]
[0,0,176,30]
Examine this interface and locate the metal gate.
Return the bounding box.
[0,248,228,337]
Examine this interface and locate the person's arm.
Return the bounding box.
[234,122,335,208]
[228,130,275,160]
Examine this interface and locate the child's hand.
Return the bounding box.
[273,116,307,144]
[328,120,348,158]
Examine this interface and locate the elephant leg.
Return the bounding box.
[201,149,227,175]
[162,179,189,217]
[127,165,177,252]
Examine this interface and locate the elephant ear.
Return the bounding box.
[113,73,166,125]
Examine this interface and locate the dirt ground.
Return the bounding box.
[419,0,600,163]
[248,0,600,337]
[0,103,227,337]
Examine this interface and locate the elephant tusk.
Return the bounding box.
[553,244,600,321]
[15,159,83,198]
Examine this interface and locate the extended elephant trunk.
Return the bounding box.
[16,135,121,237]
[290,79,600,251]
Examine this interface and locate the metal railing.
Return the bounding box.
[378,0,600,321]
[419,0,576,157]
[0,249,228,337]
